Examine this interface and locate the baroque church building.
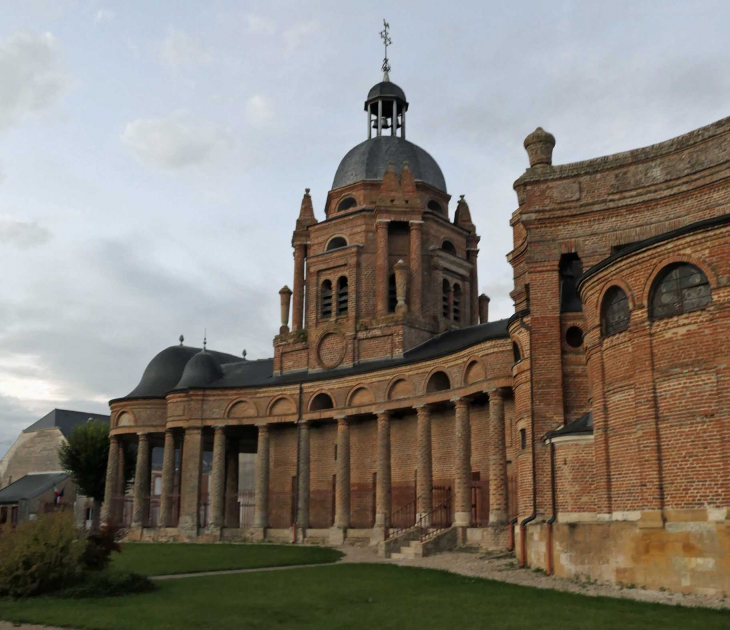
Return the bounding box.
[103,71,730,596]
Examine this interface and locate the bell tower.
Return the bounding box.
[272,24,481,375]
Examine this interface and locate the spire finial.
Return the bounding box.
[380,19,391,80]
[242,349,247,360]
[203,329,207,351]
[179,334,184,346]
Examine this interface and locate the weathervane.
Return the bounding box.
[203,328,207,351]
[380,19,391,77]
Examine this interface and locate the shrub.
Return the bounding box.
[0,514,86,598]
[81,521,123,571]
[55,571,156,599]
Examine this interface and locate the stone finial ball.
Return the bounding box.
[523,127,556,167]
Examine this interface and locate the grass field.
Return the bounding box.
[111,543,342,576]
[0,562,728,630]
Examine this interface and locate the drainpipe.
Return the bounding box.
[293,382,303,544]
[545,436,557,576]
[517,313,537,568]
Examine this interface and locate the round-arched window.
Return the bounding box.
[326,236,348,251]
[310,392,334,411]
[512,341,521,363]
[427,371,451,392]
[428,200,444,214]
[650,263,711,320]
[337,197,357,212]
[601,286,630,336]
[442,240,457,255]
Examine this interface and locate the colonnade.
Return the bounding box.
[102,389,510,539]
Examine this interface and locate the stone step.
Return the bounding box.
[409,540,421,548]
[399,545,419,557]
[390,552,407,559]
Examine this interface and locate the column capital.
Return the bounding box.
[213,424,227,431]
[409,220,424,228]
[256,423,269,433]
[376,219,391,227]
[109,434,119,444]
[137,431,149,440]
[451,396,469,408]
[485,387,507,399]
[375,410,390,421]
[335,414,349,426]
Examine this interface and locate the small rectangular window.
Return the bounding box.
[334,443,337,461]
[519,428,527,450]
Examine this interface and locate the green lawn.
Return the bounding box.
[0,564,728,630]
[111,543,342,576]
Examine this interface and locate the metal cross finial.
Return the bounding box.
[380,19,391,76]
[203,328,207,351]
[242,349,247,360]
[179,334,184,346]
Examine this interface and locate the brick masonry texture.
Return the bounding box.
[107,113,730,596]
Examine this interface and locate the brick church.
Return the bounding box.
[102,66,730,595]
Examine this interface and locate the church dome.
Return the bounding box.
[175,349,224,389]
[332,136,447,192]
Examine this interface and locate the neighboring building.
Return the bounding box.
[0,409,110,525]
[103,68,730,596]
[0,472,75,526]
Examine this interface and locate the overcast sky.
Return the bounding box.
[0,0,729,458]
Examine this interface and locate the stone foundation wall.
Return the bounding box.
[518,514,730,596]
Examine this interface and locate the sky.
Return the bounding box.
[0,0,729,458]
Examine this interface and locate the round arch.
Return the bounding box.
[425,368,452,394]
[225,398,258,419]
[462,357,486,385]
[641,255,718,309]
[346,385,375,407]
[325,235,349,251]
[266,395,297,416]
[386,375,414,401]
[308,390,336,412]
[115,410,136,428]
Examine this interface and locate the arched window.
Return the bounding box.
[453,284,462,322]
[427,371,451,392]
[442,240,457,256]
[310,392,334,411]
[388,274,397,313]
[428,200,444,214]
[320,280,332,318]
[601,286,630,336]
[337,197,357,212]
[442,279,451,318]
[559,253,583,312]
[326,236,347,251]
[650,263,711,320]
[336,276,348,316]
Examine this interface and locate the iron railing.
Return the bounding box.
[387,494,419,539]
[416,492,452,542]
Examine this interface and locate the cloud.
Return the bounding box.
[247,15,277,35]
[121,114,229,170]
[245,94,273,126]
[93,9,116,26]
[0,32,70,131]
[0,218,52,249]
[283,20,319,53]
[160,26,210,69]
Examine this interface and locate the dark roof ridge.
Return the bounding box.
[578,212,730,288]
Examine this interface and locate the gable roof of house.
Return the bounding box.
[23,409,110,438]
[0,472,69,504]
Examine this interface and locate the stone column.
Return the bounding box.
[131,432,150,528]
[394,259,408,315]
[179,427,203,535]
[374,411,391,537]
[253,425,270,529]
[332,417,350,540]
[297,421,311,529]
[101,435,119,524]
[224,439,239,528]
[409,221,423,317]
[488,390,508,524]
[376,220,390,316]
[209,426,226,529]
[453,398,472,527]
[416,405,433,522]
[159,429,176,528]
[279,286,292,334]
[292,245,306,332]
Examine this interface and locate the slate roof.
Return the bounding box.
[547,411,594,439]
[332,136,447,193]
[366,80,407,104]
[0,472,68,504]
[24,409,110,438]
[116,318,511,402]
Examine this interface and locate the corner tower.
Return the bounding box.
[273,71,481,375]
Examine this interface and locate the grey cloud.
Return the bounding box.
[121,114,230,170]
[0,218,52,249]
[0,32,70,131]
[160,26,211,69]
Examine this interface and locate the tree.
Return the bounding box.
[58,420,110,531]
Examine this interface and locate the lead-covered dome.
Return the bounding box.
[332,136,447,192]
[175,350,224,389]
[366,80,407,104]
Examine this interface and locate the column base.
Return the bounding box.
[370,526,387,545]
[202,526,223,542]
[329,527,347,545]
[250,527,266,541]
[481,522,510,551]
[416,513,431,528]
[126,525,144,542]
[453,512,471,527]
